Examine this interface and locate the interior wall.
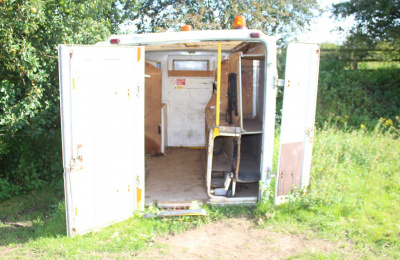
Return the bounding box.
[241,134,262,165]
[257,60,265,120]
[241,59,254,118]
[227,52,242,127]
[214,60,229,114]
[145,51,229,147]
[145,62,162,154]
[245,43,266,122]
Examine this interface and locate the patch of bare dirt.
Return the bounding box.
[0,246,18,259]
[137,217,358,259]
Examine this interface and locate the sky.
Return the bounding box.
[120,0,356,44]
[296,0,355,44]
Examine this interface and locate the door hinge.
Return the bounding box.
[267,169,277,178]
[136,84,140,97]
[273,76,285,89]
[69,144,83,172]
[306,127,314,137]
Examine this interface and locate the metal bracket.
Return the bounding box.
[69,144,83,172]
[274,76,285,89]
[305,127,314,137]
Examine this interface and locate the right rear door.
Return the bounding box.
[275,42,320,204]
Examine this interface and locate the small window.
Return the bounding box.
[173,60,209,71]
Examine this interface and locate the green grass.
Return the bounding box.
[0,189,252,259]
[257,122,400,259]
[1,122,399,259]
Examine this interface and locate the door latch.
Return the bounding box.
[70,144,83,172]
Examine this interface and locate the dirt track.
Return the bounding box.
[137,217,358,259]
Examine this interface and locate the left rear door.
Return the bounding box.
[58,45,145,236]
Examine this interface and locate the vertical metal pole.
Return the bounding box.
[216,42,221,126]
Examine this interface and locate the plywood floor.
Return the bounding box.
[145,148,209,206]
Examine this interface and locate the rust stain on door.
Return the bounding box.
[277,142,304,196]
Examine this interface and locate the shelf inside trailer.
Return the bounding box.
[237,151,260,183]
[205,109,241,136]
[241,54,265,60]
[242,118,263,134]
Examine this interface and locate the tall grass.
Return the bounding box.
[1,120,399,258]
[257,119,400,258]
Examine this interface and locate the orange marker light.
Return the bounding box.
[234,15,247,29]
[182,25,193,31]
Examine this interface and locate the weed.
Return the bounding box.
[1,123,399,258]
[256,124,400,259]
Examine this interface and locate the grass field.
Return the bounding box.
[0,121,399,259]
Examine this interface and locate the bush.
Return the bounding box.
[276,52,400,130]
[317,62,400,130]
[0,0,137,200]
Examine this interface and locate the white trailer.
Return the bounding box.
[58,22,320,236]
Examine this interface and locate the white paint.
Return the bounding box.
[146,51,222,147]
[275,42,320,204]
[59,45,144,236]
[259,39,278,192]
[60,30,286,219]
[161,103,168,153]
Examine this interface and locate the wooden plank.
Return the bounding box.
[241,59,253,116]
[245,43,266,55]
[144,41,244,52]
[168,70,213,77]
[227,52,241,127]
[145,62,162,154]
[215,61,229,115]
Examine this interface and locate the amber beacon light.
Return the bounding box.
[182,25,193,31]
[234,15,247,29]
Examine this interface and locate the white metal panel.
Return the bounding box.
[161,103,168,154]
[275,42,320,204]
[59,45,145,236]
[259,40,278,192]
[145,51,218,147]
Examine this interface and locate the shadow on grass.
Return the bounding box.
[0,187,66,246]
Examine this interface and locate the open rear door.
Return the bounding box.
[58,45,145,236]
[275,42,320,204]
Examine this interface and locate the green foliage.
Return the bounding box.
[332,0,400,46]
[0,0,137,200]
[317,64,400,130]
[275,46,400,130]
[135,0,320,44]
[1,126,399,258]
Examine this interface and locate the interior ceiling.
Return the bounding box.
[144,41,247,52]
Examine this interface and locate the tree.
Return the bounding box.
[332,0,400,46]
[135,0,320,44]
[0,0,137,199]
